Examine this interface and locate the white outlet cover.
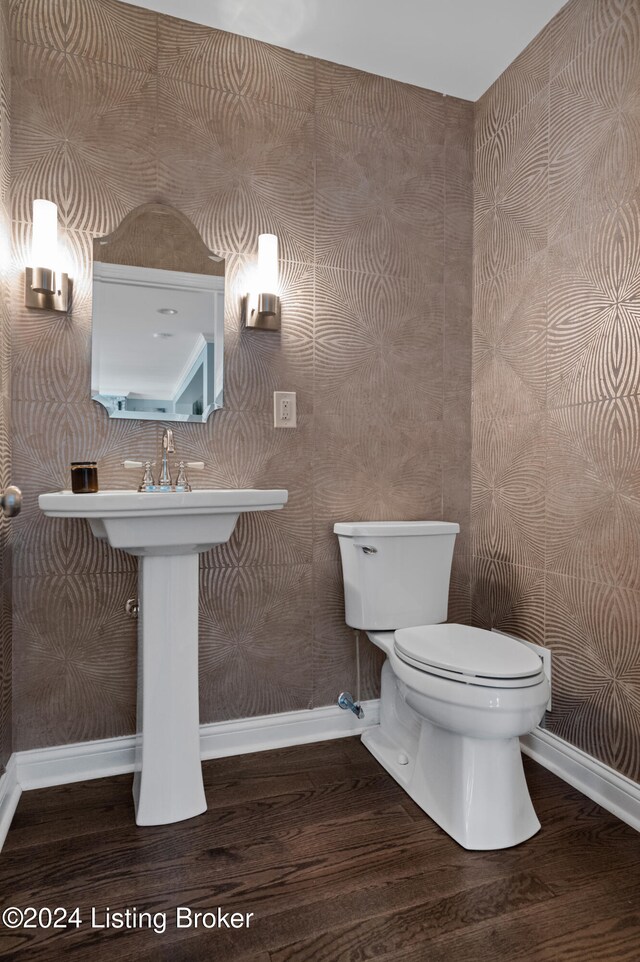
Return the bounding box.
[274,391,297,428]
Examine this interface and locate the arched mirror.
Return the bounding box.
[91,203,225,422]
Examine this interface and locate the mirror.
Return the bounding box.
[91,204,225,422]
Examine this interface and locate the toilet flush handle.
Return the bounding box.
[360,545,377,555]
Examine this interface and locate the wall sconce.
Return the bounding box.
[243,233,281,331]
[25,199,71,312]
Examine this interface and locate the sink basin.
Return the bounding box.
[39,487,288,827]
[39,488,288,555]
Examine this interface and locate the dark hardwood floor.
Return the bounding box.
[1,737,639,961]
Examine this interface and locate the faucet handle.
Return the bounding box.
[174,461,205,493]
[123,460,156,492]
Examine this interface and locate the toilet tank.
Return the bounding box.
[334,521,460,630]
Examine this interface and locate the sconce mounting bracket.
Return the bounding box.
[25,267,71,313]
[243,291,281,331]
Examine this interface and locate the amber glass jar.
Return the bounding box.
[71,461,98,494]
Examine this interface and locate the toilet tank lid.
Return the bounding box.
[334,521,460,537]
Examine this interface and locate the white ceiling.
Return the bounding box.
[131,0,567,100]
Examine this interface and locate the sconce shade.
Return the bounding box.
[243,232,281,330]
[31,199,58,271]
[25,199,71,312]
[257,233,278,295]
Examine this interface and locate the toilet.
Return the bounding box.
[334,521,550,850]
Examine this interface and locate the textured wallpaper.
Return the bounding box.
[472,0,640,780]
[0,1,12,775]
[8,0,473,750]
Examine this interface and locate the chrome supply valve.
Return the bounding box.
[125,598,139,619]
[338,691,364,720]
[124,460,156,492]
[175,461,205,493]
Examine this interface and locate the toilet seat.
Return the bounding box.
[394,623,545,689]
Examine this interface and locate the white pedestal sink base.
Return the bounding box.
[39,488,288,827]
[133,553,206,825]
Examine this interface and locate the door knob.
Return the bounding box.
[0,485,22,518]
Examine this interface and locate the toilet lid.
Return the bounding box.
[394,624,543,681]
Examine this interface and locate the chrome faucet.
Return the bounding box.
[158,428,175,489]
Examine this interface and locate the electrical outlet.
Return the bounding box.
[491,629,552,710]
[274,391,296,428]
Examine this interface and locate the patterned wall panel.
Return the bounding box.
[472,0,640,781]
[7,0,473,750]
[443,99,474,624]
[0,0,11,774]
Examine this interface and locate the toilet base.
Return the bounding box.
[363,663,541,850]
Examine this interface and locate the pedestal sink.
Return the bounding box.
[39,488,288,825]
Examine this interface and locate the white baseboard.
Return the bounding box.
[6,706,637,855]
[199,698,380,761]
[0,756,22,849]
[521,726,640,833]
[17,734,138,790]
[16,699,380,791]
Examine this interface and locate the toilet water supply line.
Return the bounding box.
[338,630,365,719]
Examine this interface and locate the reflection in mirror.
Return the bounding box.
[91,204,225,422]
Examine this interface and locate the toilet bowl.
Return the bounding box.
[334,521,550,850]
